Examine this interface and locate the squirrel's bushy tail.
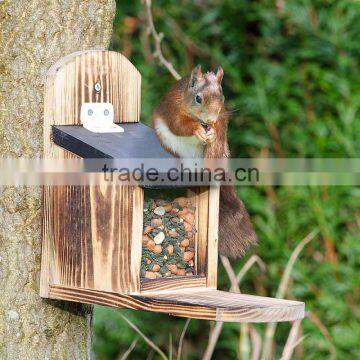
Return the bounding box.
[218,185,257,258]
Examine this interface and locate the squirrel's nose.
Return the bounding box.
[206,114,218,124]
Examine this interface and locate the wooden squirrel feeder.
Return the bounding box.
[40,50,304,323]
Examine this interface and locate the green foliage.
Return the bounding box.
[95,1,360,359]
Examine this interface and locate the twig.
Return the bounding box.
[119,313,167,360]
[239,323,251,360]
[261,229,319,360]
[250,326,262,360]
[220,255,240,292]
[143,0,181,80]
[281,335,307,360]
[203,255,266,359]
[219,256,249,360]
[306,311,336,359]
[280,320,302,360]
[177,318,191,360]
[202,322,224,360]
[164,16,211,58]
[236,255,266,285]
[146,349,155,360]
[118,337,139,360]
[277,229,319,298]
[169,333,173,360]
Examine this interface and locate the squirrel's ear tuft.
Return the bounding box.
[216,66,224,83]
[189,65,203,88]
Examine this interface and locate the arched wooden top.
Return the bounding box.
[44,50,141,156]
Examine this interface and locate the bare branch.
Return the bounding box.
[146,349,155,360]
[277,229,319,298]
[143,0,181,80]
[202,322,224,360]
[236,254,267,285]
[281,335,307,360]
[220,256,248,360]
[250,325,262,360]
[202,256,235,359]
[261,229,319,360]
[239,323,251,359]
[164,17,211,58]
[177,319,191,360]
[169,333,173,360]
[118,337,139,360]
[220,255,240,292]
[306,311,336,359]
[280,320,302,360]
[203,255,266,359]
[119,314,167,360]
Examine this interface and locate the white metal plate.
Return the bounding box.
[80,102,124,133]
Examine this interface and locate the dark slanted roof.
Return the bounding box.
[51,123,185,188]
[52,122,174,159]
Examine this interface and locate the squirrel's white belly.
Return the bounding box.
[154,118,204,158]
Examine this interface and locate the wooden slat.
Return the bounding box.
[141,276,206,292]
[187,187,209,276]
[198,188,209,276]
[207,186,220,288]
[40,185,54,297]
[130,186,144,293]
[89,184,136,293]
[49,285,305,323]
[40,147,80,297]
[186,188,199,273]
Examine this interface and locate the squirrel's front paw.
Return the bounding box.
[195,125,216,144]
[205,126,216,143]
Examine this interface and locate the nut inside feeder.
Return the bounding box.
[141,195,197,280]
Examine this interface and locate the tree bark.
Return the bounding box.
[0,1,116,359]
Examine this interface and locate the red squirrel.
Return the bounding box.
[152,65,257,258]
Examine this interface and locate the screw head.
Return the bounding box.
[94,82,101,93]
[104,109,109,116]
[88,109,93,116]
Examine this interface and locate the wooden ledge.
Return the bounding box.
[48,285,304,323]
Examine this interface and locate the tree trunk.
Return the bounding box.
[0,1,116,359]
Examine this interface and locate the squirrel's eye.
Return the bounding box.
[195,95,202,104]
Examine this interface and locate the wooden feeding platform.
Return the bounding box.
[40,50,304,323]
